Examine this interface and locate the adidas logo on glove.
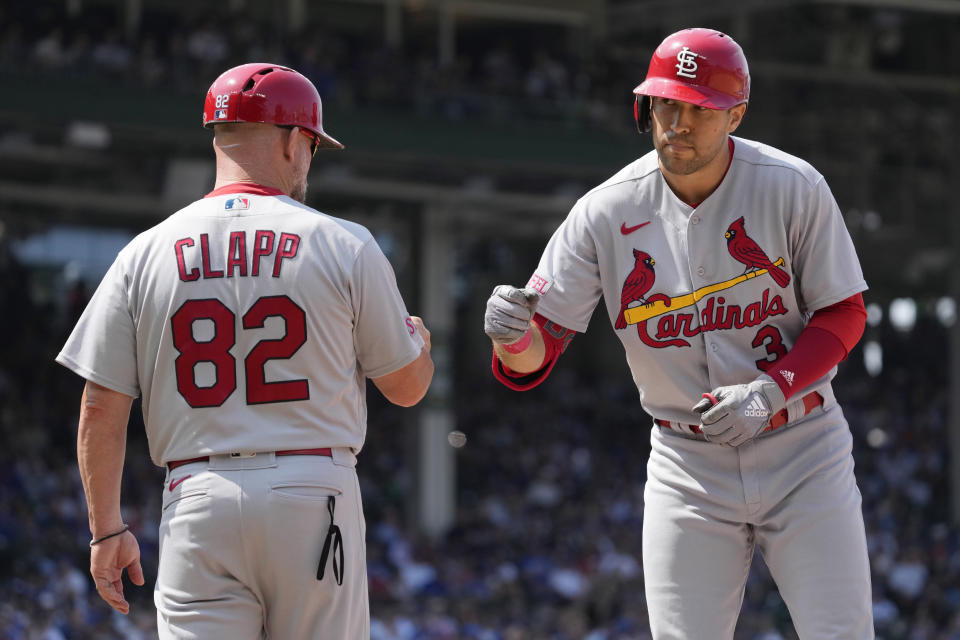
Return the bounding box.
[743,398,769,418]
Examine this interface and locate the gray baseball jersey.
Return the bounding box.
[57,189,423,466]
[524,136,873,637]
[529,136,866,420]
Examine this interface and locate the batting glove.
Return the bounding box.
[484,285,540,346]
[692,375,787,447]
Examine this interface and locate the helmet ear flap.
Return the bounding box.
[634,95,651,134]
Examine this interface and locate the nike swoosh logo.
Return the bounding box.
[169,475,191,492]
[620,221,651,235]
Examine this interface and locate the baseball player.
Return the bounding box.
[57,63,433,638]
[484,29,873,638]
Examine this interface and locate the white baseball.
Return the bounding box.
[447,430,467,448]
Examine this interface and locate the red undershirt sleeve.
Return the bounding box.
[766,293,866,399]
[491,313,576,391]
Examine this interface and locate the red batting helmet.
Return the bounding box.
[632,28,750,133]
[202,63,343,149]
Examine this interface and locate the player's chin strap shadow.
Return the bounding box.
[317,496,344,585]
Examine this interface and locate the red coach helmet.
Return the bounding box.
[202,63,343,149]
[632,28,750,133]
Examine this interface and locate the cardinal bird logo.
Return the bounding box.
[616,249,656,329]
[724,217,790,288]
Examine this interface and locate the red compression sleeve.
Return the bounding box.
[766,293,866,399]
[806,292,867,356]
[491,313,576,391]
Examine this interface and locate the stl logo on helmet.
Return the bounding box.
[675,47,699,79]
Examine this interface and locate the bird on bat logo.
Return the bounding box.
[724,217,790,288]
[616,249,656,330]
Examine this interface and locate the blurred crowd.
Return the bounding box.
[1,2,958,639]
[0,2,628,131]
[0,1,926,134]
[0,229,958,640]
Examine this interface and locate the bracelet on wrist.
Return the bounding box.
[501,328,532,354]
[90,524,130,547]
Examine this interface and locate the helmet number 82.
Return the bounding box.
[214,94,229,108]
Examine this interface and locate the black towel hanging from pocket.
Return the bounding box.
[317,496,344,585]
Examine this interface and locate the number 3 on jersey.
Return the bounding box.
[171,295,309,408]
[752,324,787,372]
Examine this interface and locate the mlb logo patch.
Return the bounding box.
[214,109,228,119]
[224,197,250,211]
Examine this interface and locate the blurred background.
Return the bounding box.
[0,0,958,638]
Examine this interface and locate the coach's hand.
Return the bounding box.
[484,285,540,346]
[693,375,786,447]
[409,316,431,352]
[90,529,144,614]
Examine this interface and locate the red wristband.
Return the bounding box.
[501,329,532,354]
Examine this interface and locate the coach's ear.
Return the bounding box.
[281,126,299,163]
[727,103,747,133]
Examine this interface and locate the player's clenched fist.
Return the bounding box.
[693,375,786,447]
[484,285,540,345]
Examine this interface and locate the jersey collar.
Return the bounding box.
[205,183,286,198]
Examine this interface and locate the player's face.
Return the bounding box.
[650,97,744,176]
